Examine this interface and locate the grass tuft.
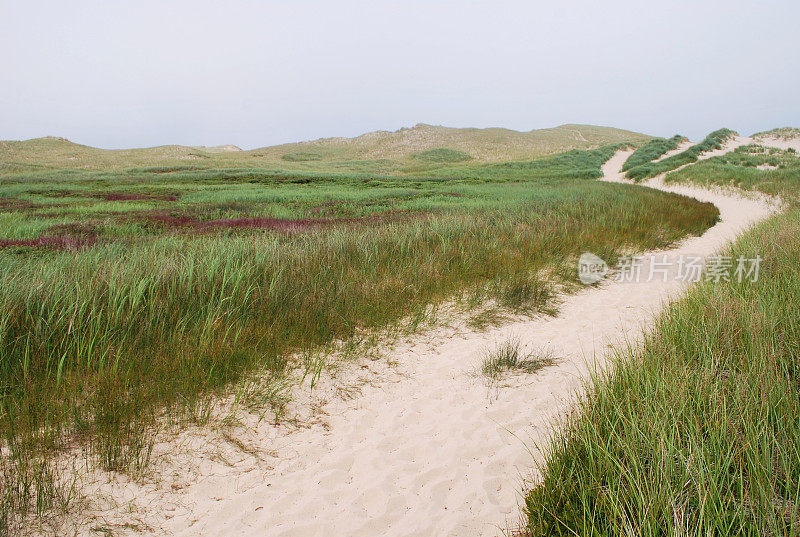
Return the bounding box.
[481,338,556,379]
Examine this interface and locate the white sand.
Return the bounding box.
[71,145,777,537]
[753,135,800,152]
[701,135,752,159]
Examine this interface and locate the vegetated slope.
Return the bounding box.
[0,123,652,172]
[0,136,226,175]
[625,128,737,181]
[752,126,800,140]
[252,123,652,162]
[621,134,688,171]
[525,145,800,535]
[665,143,799,201]
[411,148,472,163]
[750,127,800,152]
[0,145,716,530]
[191,144,242,153]
[425,144,629,180]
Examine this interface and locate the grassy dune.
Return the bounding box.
[525,141,800,535]
[666,143,800,202]
[0,124,651,173]
[0,143,718,530]
[622,134,688,171]
[625,129,737,181]
[753,127,800,140]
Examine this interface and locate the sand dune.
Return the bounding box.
[75,145,777,537]
[754,135,800,152]
[651,139,696,162]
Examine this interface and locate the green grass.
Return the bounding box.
[625,129,737,181]
[281,151,322,162]
[412,148,472,163]
[622,134,687,171]
[426,144,630,181]
[0,144,643,244]
[524,146,800,535]
[0,143,718,532]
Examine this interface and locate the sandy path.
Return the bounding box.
[79,144,776,537]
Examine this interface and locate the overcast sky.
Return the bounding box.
[2,0,799,149]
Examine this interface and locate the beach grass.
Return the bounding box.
[665,143,800,202]
[621,134,688,171]
[625,128,737,181]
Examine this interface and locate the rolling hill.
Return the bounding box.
[0,123,652,172]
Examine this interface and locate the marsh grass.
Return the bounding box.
[0,145,719,532]
[481,338,556,380]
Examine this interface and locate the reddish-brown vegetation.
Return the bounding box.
[95,192,178,202]
[0,223,101,251]
[38,190,178,202]
[47,222,100,236]
[0,198,46,210]
[142,212,328,232]
[0,235,98,251]
[139,209,417,234]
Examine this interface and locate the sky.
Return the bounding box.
[2,0,799,149]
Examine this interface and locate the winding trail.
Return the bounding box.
[83,143,777,537]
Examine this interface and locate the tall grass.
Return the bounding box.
[0,147,719,531]
[524,153,800,534]
[625,129,737,181]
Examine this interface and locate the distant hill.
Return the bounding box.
[192,144,242,153]
[0,124,652,172]
[251,123,652,162]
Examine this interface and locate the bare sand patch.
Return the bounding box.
[753,135,800,152]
